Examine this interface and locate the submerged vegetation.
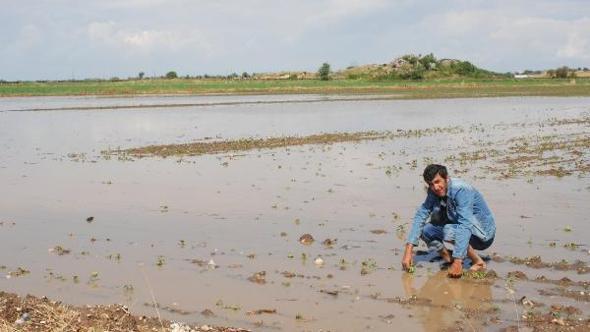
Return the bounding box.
[103,126,463,158]
[102,113,590,182]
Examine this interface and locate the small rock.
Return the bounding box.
[314,257,324,266]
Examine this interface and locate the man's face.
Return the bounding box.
[428,174,448,197]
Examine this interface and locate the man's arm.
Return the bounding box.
[402,243,415,271]
[402,192,436,270]
[451,187,475,260]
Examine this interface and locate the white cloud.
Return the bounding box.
[557,18,590,59]
[2,0,590,79]
[87,21,213,55]
[13,24,42,50]
[413,7,590,70]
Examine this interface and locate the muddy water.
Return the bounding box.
[0,95,589,331]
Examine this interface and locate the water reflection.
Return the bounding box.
[402,271,493,331]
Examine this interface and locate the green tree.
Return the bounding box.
[318,63,331,80]
[165,71,178,79]
[138,72,145,79]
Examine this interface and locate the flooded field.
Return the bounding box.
[0,95,589,331]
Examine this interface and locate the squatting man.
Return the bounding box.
[402,164,496,278]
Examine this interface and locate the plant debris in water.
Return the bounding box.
[51,245,71,256]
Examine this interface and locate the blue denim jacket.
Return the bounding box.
[406,178,496,259]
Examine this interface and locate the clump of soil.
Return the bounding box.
[516,304,590,331]
[0,291,249,332]
[539,288,590,302]
[533,275,590,287]
[299,234,314,245]
[507,255,590,274]
[247,271,266,284]
[507,270,528,280]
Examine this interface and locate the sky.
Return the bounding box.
[1,0,589,81]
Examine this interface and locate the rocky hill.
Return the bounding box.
[338,54,501,80]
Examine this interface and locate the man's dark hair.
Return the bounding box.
[423,164,448,183]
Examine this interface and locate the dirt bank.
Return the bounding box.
[0,291,249,332]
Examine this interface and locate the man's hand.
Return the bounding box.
[401,243,414,271]
[447,259,463,278]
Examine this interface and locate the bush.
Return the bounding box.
[554,66,569,79]
[318,63,331,80]
[451,61,477,75]
[401,54,419,65]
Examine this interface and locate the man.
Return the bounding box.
[402,164,496,278]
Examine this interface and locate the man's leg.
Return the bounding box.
[468,236,494,271]
[442,224,487,270]
[420,224,452,263]
[443,223,494,271]
[467,245,486,271]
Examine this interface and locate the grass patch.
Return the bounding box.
[1,78,590,98]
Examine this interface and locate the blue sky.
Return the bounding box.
[1,0,589,80]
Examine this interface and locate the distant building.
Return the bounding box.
[514,74,529,79]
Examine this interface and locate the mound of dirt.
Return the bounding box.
[0,291,249,332]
